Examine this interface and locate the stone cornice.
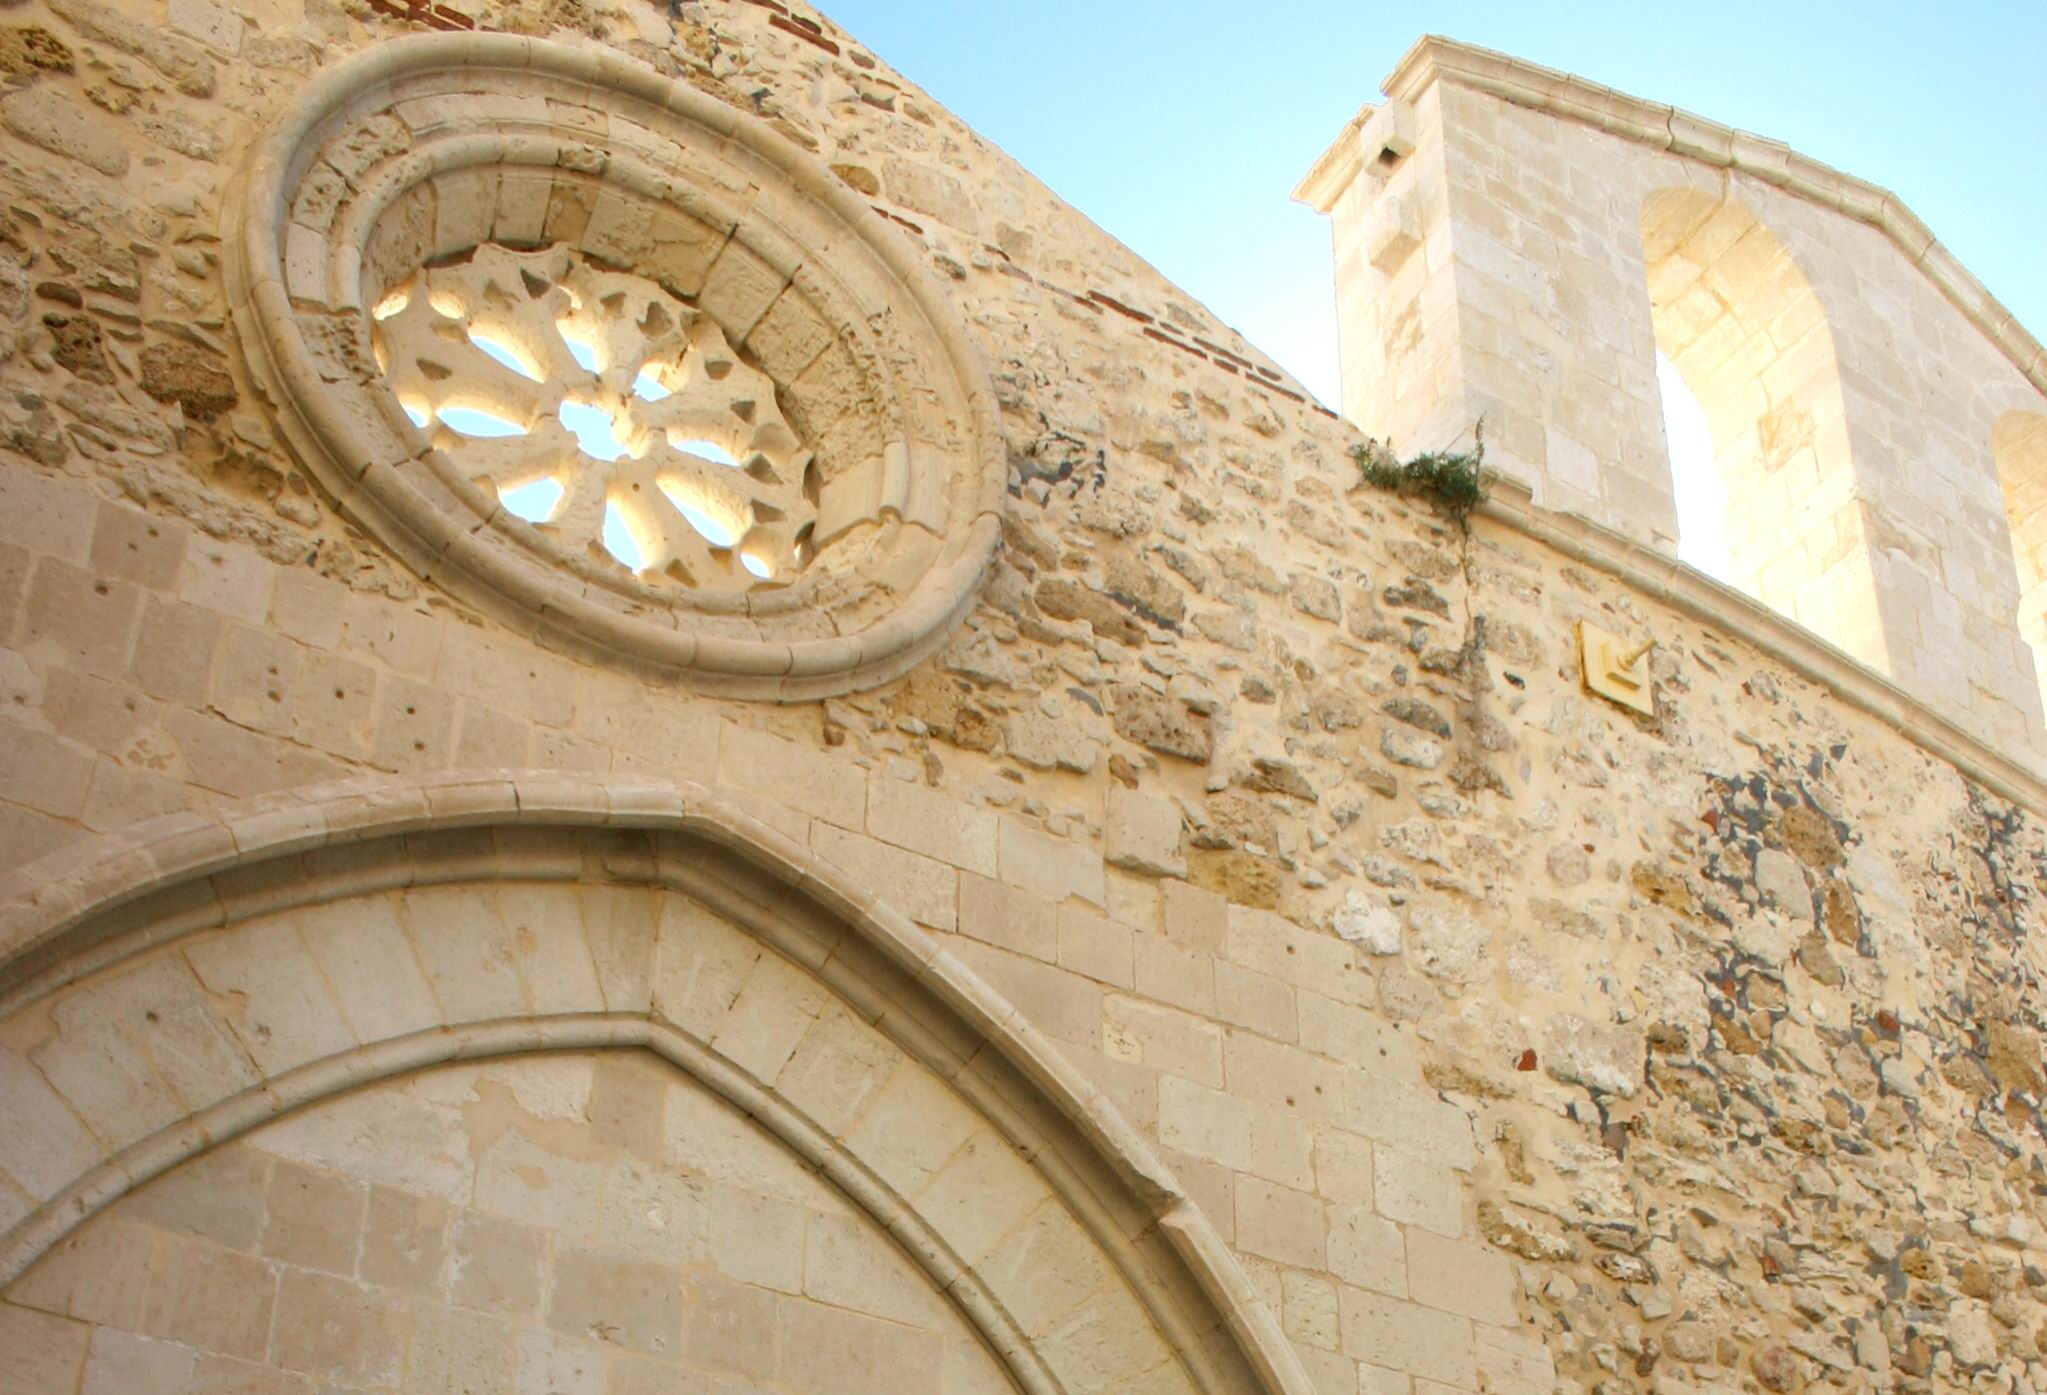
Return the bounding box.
[1296,35,2047,399]
[1479,479,2047,818]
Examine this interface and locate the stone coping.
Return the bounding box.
[1479,478,2047,816]
[0,772,1314,1395]
[226,33,1005,699]
[1293,36,2047,400]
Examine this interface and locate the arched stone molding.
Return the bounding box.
[225,34,1005,699]
[0,778,1310,1392]
[1995,411,2047,710]
[0,775,1309,1395]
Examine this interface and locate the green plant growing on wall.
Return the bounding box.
[1351,422,1492,524]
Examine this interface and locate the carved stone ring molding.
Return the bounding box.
[227,33,1004,698]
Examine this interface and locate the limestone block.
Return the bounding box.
[683,1274,779,1379]
[0,470,95,565]
[1226,905,1372,1007]
[91,502,189,591]
[841,1065,983,1198]
[1158,1073,1257,1175]
[492,172,558,247]
[434,627,576,731]
[1235,1176,1327,1269]
[1475,1323,1558,1395]
[802,1209,950,1326]
[1326,1203,1406,1297]
[779,1295,941,1395]
[210,625,302,737]
[26,561,143,679]
[1005,706,1102,774]
[1291,1342,1358,1395]
[699,238,788,341]
[1540,1014,1647,1097]
[1366,195,1421,273]
[80,1328,193,1395]
[1105,785,1186,878]
[1057,905,1134,988]
[35,986,190,1151]
[1281,1268,1341,1350]
[1373,1145,1463,1237]
[0,1302,88,1395]
[9,1215,158,1329]
[911,1128,1045,1264]
[180,540,276,628]
[1406,904,1487,985]
[360,1183,450,1292]
[720,723,865,831]
[867,776,998,876]
[135,1235,276,1362]
[1036,1280,1173,1395]
[1405,1229,1516,1325]
[1378,726,1443,770]
[496,884,610,1017]
[409,1307,515,1393]
[1133,935,1214,1014]
[997,817,1106,909]
[449,1210,547,1316]
[882,158,981,233]
[122,1145,270,1250]
[270,1269,409,1386]
[546,1248,682,1355]
[773,1001,900,1136]
[709,947,828,1081]
[0,89,128,177]
[813,822,957,930]
[1332,889,1402,955]
[650,897,765,1040]
[294,897,444,1043]
[747,287,837,384]
[1243,1035,1349,1130]
[580,186,656,268]
[1337,1287,1475,1388]
[957,873,1057,958]
[1301,991,1416,1073]
[398,885,531,1024]
[972,1201,1111,1339]
[262,1157,367,1275]
[1214,961,1298,1040]
[706,1185,806,1293]
[1104,994,1224,1087]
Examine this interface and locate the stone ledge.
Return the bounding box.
[1480,478,2047,816]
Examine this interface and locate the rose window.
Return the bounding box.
[373,246,815,586]
[229,34,1003,697]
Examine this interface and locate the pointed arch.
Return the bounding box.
[0,775,1309,1395]
[1995,411,2047,709]
[1640,188,1879,661]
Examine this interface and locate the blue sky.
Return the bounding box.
[822,1,2047,411]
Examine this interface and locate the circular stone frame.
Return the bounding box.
[227,33,1004,699]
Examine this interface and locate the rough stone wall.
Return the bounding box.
[3,4,2047,1395]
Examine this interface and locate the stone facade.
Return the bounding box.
[2,7,2047,1395]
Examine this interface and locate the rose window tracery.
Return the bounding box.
[374,246,816,586]
[228,34,1003,698]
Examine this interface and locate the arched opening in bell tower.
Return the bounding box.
[1640,190,1864,644]
[1994,410,2047,710]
